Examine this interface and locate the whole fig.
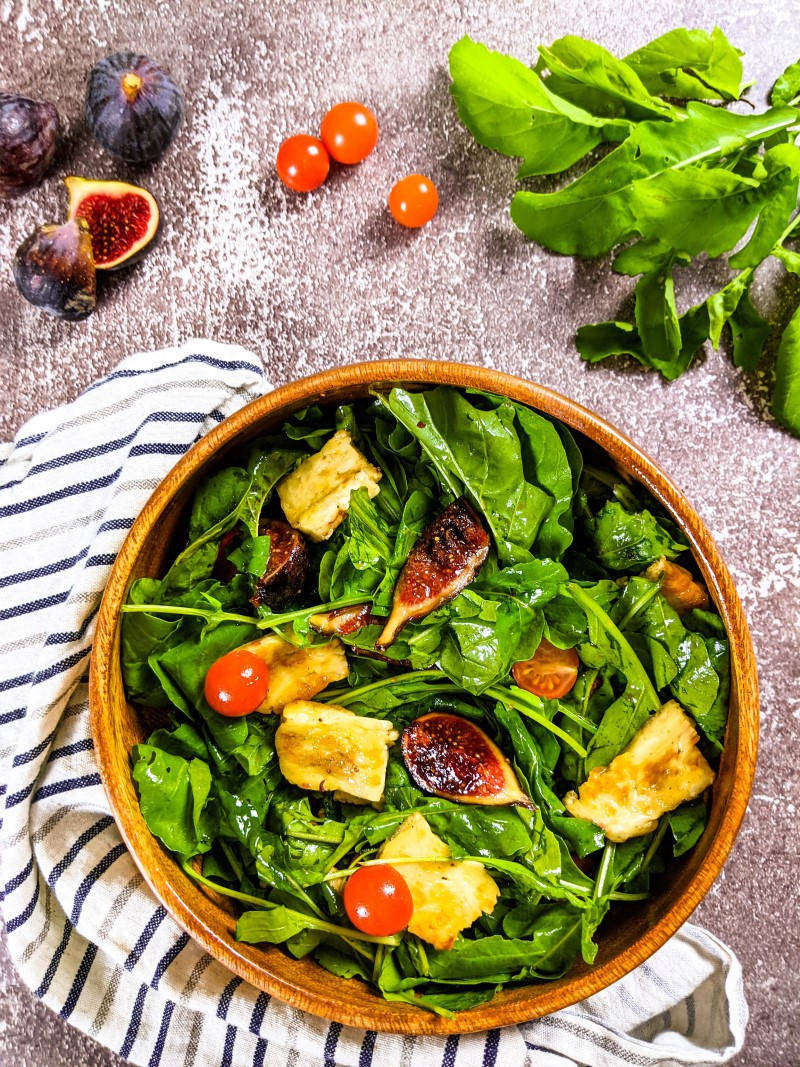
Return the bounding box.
[85,52,183,163]
[0,92,59,198]
[13,219,96,321]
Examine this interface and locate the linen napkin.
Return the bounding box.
[0,340,747,1067]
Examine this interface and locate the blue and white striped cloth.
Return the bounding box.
[0,341,747,1066]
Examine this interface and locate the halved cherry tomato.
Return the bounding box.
[513,638,579,700]
[343,863,413,936]
[388,173,438,228]
[204,649,269,716]
[320,102,378,164]
[276,135,330,192]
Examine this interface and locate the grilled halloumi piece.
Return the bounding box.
[242,635,349,713]
[379,813,499,950]
[275,701,398,803]
[277,430,381,542]
[563,701,715,843]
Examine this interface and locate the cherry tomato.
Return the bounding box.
[320,101,378,164]
[204,649,269,716]
[513,638,579,700]
[343,864,413,936]
[276,135,330,192]
[388,173,438,228]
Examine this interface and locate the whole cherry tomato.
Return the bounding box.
[388,173,438,228]
[343,863,413,936]
[513,638,580,700]
[204,649,270,716]
[320,102,378,164]
[276,135,330,192]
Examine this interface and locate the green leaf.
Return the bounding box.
[668,799,708,856]
[510,103,798,257]
[588,500,686,570]
[728,290,770,371]
[131,744,215,858]
[539,36,676,120]
[706,271,754,348]
[448,36,616,177]
[576,321,643,363]
[612,239,679,277]
[377,387,552,564]
[512,405,576,558]
[729,145,800,268]
[770,58,800,107]
[634,257,682,374]
[773,301,800,436]
[624,27,746,101]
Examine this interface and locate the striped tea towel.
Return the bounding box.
[0,340,747,1067]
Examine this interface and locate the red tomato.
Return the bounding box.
[513,638,580,700]
[204,649,269,716]
[388,173,438,228]
[320,101,378,164]
[343,864,413,936]
[276,135,330,192]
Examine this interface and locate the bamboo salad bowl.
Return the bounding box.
[89,360,758,1034]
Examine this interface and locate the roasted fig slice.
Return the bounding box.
[644,557,709,615]
[65,176,159,270]
[402,712,532,808]
[309,603,380,636]
[377,497,489,648]
[250,520,309,610]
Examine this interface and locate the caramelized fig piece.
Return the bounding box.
[377,497,489,648]
[250,519,309,610]
[309,603,380,636]
[402,712,532,808]
[644,557,709,615]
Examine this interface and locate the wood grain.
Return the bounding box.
[88,360,759,1034]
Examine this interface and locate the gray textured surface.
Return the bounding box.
[1,1,799,1064]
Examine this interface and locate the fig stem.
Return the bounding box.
[487,687,588,757]
[121,71,143,102]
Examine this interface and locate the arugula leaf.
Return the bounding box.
[634,256,682,374]
[448,37,617,178]
[510,103,797,257]
[729,144,800,268]
[773,301,800,435]
[771,58,800,107]
[668,799,708,856]
[624,27,746,101]
[131,743,215,858]
[539,36,676,120]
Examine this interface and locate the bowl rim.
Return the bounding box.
[89,358,759,1034]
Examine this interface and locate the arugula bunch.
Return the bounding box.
[449,29,800,435]
[121,388,729,1013]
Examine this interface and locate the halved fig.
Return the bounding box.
[377,497,489,648]
[402,712,532,808]
[251,520,309,610]
[65,176,159,270]
[309,603,381,636]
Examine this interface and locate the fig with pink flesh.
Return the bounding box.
[0,92,58,198]
[402,712,532,807]
[376,497,489,648]
[65,176,160,270]
[13,219,96,321]
[309,603,381,636]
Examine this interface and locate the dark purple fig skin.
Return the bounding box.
[13,219,96,321]
[85,52,183,163]
[0,93,59,198]
[250,520,309,610]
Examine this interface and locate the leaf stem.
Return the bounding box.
[121,594,366,630]
[487,686,588,757]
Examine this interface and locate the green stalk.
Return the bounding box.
[641,818,669,872]
[567,582,660,710]
[182,862,401,947]
[593,842,616,900]
[616,580,662,630]
[121,594,366,630]
[487,686,588,757]
[320,669,447,706]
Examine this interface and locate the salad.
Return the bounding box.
[121,386,728,1016]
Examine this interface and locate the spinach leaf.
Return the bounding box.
[588,500,686,570]
[131,743,215,858]
[668,799,708,856]
[378,387,553,563]
[771,58,800,107]
[773,301,800,436]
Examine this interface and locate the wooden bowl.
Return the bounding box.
[89,360,758,1034]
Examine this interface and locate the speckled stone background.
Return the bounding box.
[1,0,799,1063]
